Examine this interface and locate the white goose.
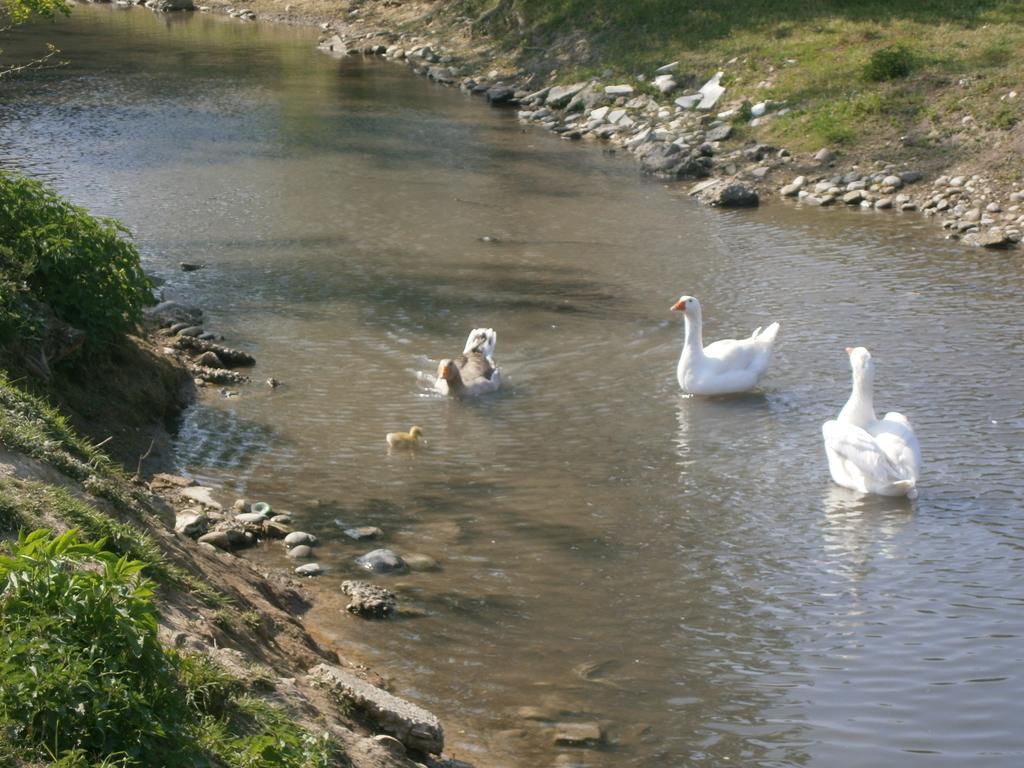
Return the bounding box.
[670,295,780,395]
[435,328,501,397]
[822,347,921,498]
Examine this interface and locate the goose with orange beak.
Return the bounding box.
[670,295,780,395]
[435,328,502,397]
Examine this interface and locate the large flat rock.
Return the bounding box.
[307,664,443,755]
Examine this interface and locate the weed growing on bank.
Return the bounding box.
[0,529,344,767]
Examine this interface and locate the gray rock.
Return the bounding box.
[604,84,634,96]
[341,579,398,618]
[545,82,587,109]
[177,325,204,337]
[295,563,323,577]
[696,71,725,110]
[307,664,443,754]
[344,526,384,541]
[900,170,923,184]
[842,190,865,204]
[704,123,732,142]
[175,511,208,538]
[875,197,894,209]
[195,351,224,369]
[882,175,904,188]
[701,182,759,208]
[198,528,247,551]
[977,229,1014,248]
[636,143,712,179]
[553,722,604,746]
[284,531,318,547]
[674,94,701,110]
[655,61,679,75]
[286,544,315,559]
[486,85,516,104]
[814,147,837,164]
[356,548,407,574]
[780,182,802,197]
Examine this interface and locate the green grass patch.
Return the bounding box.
[0,530,343,767]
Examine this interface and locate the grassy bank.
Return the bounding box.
[454,1,1024,160]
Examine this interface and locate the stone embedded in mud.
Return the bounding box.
[284,531,318,547]
[341,579,398,618]
[356,548,406,573]
[307,663,443,754]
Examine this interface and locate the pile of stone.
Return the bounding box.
[778,159,1022,248]
[146,300,255,384]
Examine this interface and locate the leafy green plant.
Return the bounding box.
[863,44,914,81]
[0,529,343,767]
[0,529,190,764]
[0,171,154,345]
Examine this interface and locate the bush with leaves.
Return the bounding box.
[0,529,345,767]
[0,529,193,764]
[0,171,154,345]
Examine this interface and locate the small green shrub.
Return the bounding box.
[0,529,191,764]
[864,44,915,81]
[0,171,154,345]
[990,102,1019,129]
[0,529,343,767]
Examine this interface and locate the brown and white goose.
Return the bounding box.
[435,328,501,396]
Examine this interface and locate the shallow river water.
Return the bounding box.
[3,7,1023,767]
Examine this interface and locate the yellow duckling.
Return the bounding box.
[385,425,424,448]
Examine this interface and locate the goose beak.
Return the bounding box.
[670,298,686,312]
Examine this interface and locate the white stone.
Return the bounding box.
[607,108,627,124]
[604,84,635,96]
[655,61,679,75]
[675,94,701,109]
[751,101,767,117]
[696,71,725,110]
[590,106,610,121]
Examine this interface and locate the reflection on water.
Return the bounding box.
[2,7,1023,767]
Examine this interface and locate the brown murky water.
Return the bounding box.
[3,7,1023,767]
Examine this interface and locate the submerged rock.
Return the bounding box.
[356,548,406,574]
